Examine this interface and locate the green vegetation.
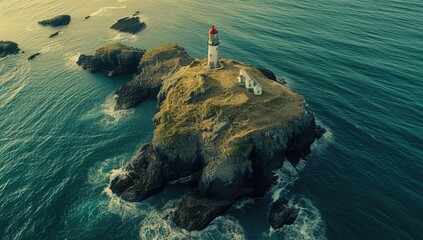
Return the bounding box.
[205,103,221,119]
[158,111,182,141]
[152,58,305,150]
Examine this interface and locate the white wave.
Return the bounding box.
[90,6,126,16]
[108,167,129,181]
[296,159,307,172]
[26,26,41,31]
[64,52,81,69]
[139,211,246,240]
[233,198,255,210]
[268,197,327,240]
[88,156,126,186]
[271,161,300,201]
[268,159,327,239]
[101,94,134,125]
[104,166,148,216]
[80,94,133,125]
[311,118,334,154]
[107,33,139,42]
[103,185,149,219]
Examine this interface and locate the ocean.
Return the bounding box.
[0,0,422,239]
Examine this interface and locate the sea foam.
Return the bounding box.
[90,6,126,16]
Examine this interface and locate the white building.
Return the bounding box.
[208,25,220,68]
[254,84,262,95]
[238,69,263,95]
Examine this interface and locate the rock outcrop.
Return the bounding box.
[114,44,194,110]
[76,43,145,76]
[28,53,41,60]
[108,44,322,231]
[0,41,20,58]
[110,17,146,34]
[257,67,277,81]
[49,31,61,38]
[169,194,233,231]
[38,15,71,27]
[269,197,299,229]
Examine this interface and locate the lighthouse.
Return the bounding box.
[208,25,220,68]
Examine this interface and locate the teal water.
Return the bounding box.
[1,0,422,239]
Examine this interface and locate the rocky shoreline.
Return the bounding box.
[84,43,326,231]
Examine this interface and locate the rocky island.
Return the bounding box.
[0,41,20,58]
[38,15,71,27]
[91,44,325,230]
[76,43,145,76]
[110,16,146,34]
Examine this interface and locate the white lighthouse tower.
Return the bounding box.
[208,25,220,68]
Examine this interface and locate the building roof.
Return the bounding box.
[209,25,218,34]
[240,69,256,82]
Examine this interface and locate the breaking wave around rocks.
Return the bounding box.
[81,94,134,126]
[268,197,326,240]
[139,211,246,240]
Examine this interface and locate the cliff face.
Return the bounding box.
[114,44,194,110]
[76,43,145,76]
[108,45,323,230]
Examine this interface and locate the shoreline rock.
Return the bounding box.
[169,194,233,231]
[269,197,300,229]
[257,67,277,81]
[38,15,71,27]
[110,17,146,34]
[114,44,193,110]
[76,43,145,76]
[0,41,20,58]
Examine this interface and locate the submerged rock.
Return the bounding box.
[76,43,145,76]
[110,16,146,34]
[38,15,71,27]
[108,43,323,231]
[28,53,41,60]
[269,197,299,229]
[49,31,61,38]
[0,41,20,58]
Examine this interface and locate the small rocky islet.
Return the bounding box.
[77,43,324,230]
[0,41,20,58]
[2,13,145,59]
[76,43,145,76]
[110,16,146,34]
[38,15,71,27]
